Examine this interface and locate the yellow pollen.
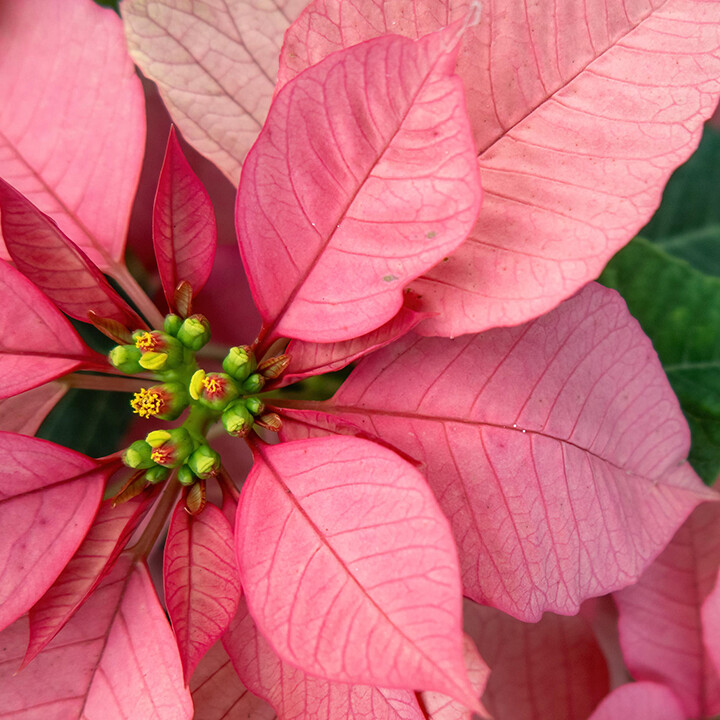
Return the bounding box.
[131,388,163,418]
[134,332,157,351]
[202,376,223,396]
[151,447,171,464]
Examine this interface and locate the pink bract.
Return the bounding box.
[0,260,105,398]
[25,493,157,665]
[164,501,242,682]
[280,0,720,337]
[224,595,428,720]
[0,433,109,632]
[615,501,720,718]
[280,283,717,618]
[236,23,481,345]
[153,128,217,309]
[0,179,143,328]
[464,599,609,720]
[235,436,476,707]
[0,0,145,272]
[122,0,307,184]
[190,640,277,720]
[588,682,686,720]
[0,556,193,719]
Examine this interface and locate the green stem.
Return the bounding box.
[111,263,165,330]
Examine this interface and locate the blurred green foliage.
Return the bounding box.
[93,0,120,11]
[601,125,720,484]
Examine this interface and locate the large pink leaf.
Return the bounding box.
[0,178,143,326]
[419,636,491,720]
[279,0,720,336]
[277,296,427,387]
[587,682,686,720]
[0,382,66,434]
[235,436,476,707]
[223,595,426,720]
[278,0,469,89]
[0,0,145,271]
[236,26,481,346]
[614,501,720,718]
[153,127,217,309]
[190,641,276,720]
[122,0,306,185]
[0,433,107,632]
[0,556,193,719]
[703,572,720,683]
[281,283,716,619]
[164,500,242,682]
[25,493,156,665]
[0,260,104,398]
[464,599,609,720]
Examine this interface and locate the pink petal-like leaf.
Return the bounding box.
[122,0,306,184]
[0,555,193,719]
[588,682,686,720]
[0,178,143,327]
[25,492,157,665]
[164,500,242,682]
[464,599,609,720]
[276,294,428,388]
[223,595,425,720]
[0,382,66,434]
[0,0,145,271]
[236,25,481,345]
[419,636,491,720]
[280,0,720,336]
[0,433,107,632]
[286,283,716,619]
[190,641,277,720]
[703,571,720,682]
[153,127,217,309]
[278,0,470,89]
[235,436,476,706]
[614,501,720,718]
[579,596,630,688]
[0,259,105,398]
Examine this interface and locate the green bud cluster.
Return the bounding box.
[113,314,287,497]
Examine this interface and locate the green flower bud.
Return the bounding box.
[177,464,197,487]
[242,372,265,394]
[109,344,144,374]
[134,331,184,370]
[144,465,170,484]
[189,370,239,411]
[163,313,183,336]
[222,345,256,382]
[187,445,221,479]
[246,396,265,415]
[176,314,211,351]
[145,427,194,467]
[122,440,154,469]
[222,400,254,437]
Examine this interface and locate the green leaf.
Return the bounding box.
[37,388,132,458]
[642,125,720,276]
[600,237,720,483]
[600,238,720,483]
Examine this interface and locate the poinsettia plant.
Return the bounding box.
[2,0,720,718]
